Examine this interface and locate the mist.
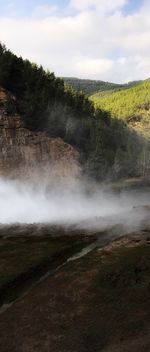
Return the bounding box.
[0,177,149,234]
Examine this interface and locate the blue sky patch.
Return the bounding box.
[123,0,143,15]
[0,0,69,17]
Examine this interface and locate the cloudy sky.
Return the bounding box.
[0,0,150,83]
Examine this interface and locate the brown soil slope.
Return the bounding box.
[0,231,149,352]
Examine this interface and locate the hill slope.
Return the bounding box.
[91,81,150,138]
[63,77,142,96]
[0,42,149,180]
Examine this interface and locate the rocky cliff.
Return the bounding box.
[0,88,80,180]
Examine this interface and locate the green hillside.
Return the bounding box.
[91,81,150,137]
[0,42,149,180]
[63,77,142,96]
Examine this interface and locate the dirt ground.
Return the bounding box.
[0,230,150,352]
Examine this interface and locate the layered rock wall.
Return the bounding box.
[0,88,80,180]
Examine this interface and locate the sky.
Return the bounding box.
[0,0,150,83]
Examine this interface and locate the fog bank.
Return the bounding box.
[0,177,149,232]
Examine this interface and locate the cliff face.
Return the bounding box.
[0,88,80,180]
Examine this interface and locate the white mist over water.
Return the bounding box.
[0,177,149,231]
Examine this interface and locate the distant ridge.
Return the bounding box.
[62,77,142,96]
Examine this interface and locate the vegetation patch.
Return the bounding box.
[91,81,150,137]
[0,43,149,181]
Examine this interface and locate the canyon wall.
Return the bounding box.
[0,88,80,180]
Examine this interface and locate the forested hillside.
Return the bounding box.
[0,42,149,180]
[91,81,150,137]
[63,77,142,96]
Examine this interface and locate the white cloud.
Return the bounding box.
[69,0,128,13]
[0,0,150,82]
[117,57,127,65]
[75,58,114,77]
[32,5,59,18]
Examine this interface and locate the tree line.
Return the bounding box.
[0,42,148,180]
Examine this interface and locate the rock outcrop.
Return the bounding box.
[0,88,80,180]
